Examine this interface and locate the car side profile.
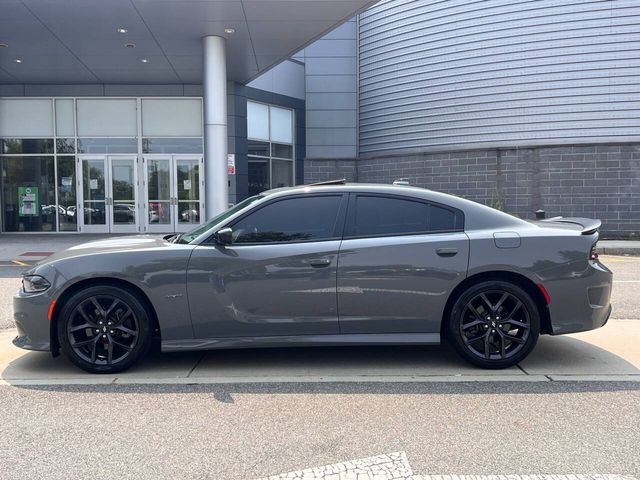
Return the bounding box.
[13,182,613,373]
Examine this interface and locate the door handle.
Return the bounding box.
[307,258,332,267]
[436,247,458,257]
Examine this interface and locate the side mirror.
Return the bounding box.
[214,227,233,246]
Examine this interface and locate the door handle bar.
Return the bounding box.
[307,258,332,267]
[436,247,458,257]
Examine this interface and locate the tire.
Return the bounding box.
[57,285,152,374]
[445,280,540,369]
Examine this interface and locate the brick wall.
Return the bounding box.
[304,144,640,238]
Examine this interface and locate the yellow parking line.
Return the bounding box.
[12,260,29,266]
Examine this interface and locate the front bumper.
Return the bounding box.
[12,289,52,352]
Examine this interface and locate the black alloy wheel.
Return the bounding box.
[58,285,152,374]
[446,280,540,369]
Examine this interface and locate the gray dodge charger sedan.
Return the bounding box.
[13,182,612,373]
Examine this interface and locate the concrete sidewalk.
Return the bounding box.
[1,319,638,385]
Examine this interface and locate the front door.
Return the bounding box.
[187,194,347,339]
[79,156,138,233]
[144,155,204,233]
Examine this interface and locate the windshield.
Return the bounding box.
[177,195,264,244]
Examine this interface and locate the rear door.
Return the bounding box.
[187,193,347,338]
[337,193,469,334]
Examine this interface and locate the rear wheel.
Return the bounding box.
[57,285,152,374]
[446,280,540,369]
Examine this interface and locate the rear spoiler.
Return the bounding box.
[539,217,601,235]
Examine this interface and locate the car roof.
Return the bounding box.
[264,182,430,197]
[261,182,529,231]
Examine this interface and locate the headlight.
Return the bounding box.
[22,275,51,293]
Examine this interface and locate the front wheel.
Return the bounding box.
[57,285,152,374]
[446,281,540,369]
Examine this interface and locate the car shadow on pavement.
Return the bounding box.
[2,334,639,396]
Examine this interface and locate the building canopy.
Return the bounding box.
[0,0,378,84]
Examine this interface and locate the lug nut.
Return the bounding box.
[102,335,107,339]
[109,330,114,334]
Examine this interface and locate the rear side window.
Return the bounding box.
[349,195,462,237]
[232,195,342,244]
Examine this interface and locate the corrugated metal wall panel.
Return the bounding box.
[358,0,640,154]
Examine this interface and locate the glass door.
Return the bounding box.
[79,156,108,233]
[175,157,202,233]
[109,156,138,234]
[143,155,203,233]
[79,155,138,233]
[145,156,173,233]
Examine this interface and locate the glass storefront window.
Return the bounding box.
[269,106,293,144]
[246,101,295,195]
[57,156,77,232]
[248,159,270,197]
[272,160,294,189]
[56,138,75,153]
[77,138,137,154]
[247,102,269,140]
[142,138,203,154]
[0,96,205,234]
[271,143,293,159]
[1,139,54,155]
[248,140,269,157]
[1,156,56,232]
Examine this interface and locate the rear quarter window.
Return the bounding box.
[349,194,463,237]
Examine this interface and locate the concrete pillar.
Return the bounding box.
[202,35,228,218]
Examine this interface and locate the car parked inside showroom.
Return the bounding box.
[13,180,612,373]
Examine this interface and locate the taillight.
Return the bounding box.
[590,243,599,261]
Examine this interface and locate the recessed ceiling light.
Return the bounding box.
[14,58,23,64]
[116,27,128,34]
[140,58,149,63]
[0,43,8,48]
[224,28,235,34]
[125,42,135,48]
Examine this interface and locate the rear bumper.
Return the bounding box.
[547,260,613,335]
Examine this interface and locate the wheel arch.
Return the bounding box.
[441,270,552,337]
[49,277,161,356]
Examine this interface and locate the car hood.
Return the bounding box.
[38,235,176,265]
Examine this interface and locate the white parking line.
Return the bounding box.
[258,452,638,480]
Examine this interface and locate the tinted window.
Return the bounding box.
[232,196,342,243]
[351,195,461,237]
[430,203,458,231]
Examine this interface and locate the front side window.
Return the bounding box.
[232,195,342,244]
[350,195,462,237]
